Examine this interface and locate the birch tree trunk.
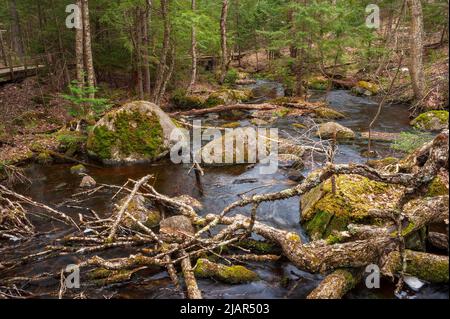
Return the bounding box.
[75,0,85,92]
[187,0,198,93]
[219,0,229,84]
[407,0,425,106]
[82,0,95,98]
[143,0,152,97]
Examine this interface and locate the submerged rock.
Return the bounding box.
[70,164,87,175]
[160,215,195,242]
[410,110,449,131]
[87,101,180,164]
[80,175,96,188]
[115,194,161,229]
[316,122,356,140]
[172,194,203,212]
[300,174,405,240]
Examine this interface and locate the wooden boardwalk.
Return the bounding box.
[0,64,46,82]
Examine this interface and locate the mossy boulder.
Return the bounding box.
[194,258,258,284]
[307,76,330,90]
[115,194,161,229]
[70,164,87,175]
[301,174,405,240]
[313,107,346,120]
[316,122,355,140]
[352,81,380,96]
[207,89,253,106]
[410,111,449,131]
[87,101,180,164]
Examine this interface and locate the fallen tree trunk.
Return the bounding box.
[180,251,202,299]
[193,258,258,284]
[381,250,449,283]
[169,103,277,117]
[307,269,359,299]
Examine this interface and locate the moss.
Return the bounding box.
[301,174,404,239]
[222,122,241,129]
[367,157,398,170]
[87,268,135,286]
[314,107,346,119]
[426,176,448,197]
[286,232,301,243]
[411,111,449,131]
[273,108,290,118]
[87,111,164,162]
[326,233,344,245]
[307,76,330,90]
[70,164,87,174]
[291,123,306,129]
[56,131,87,156]
[194,258,258,284]
[238,239,278,254]
[36,152,52,165]
[388,250,449,283]
[356,81,379,94]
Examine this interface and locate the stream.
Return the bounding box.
[2,80,448,299]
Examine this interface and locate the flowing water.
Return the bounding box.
[1,80,448,299]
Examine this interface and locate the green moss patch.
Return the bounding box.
[87,110,164,162]
[301,174,405,239]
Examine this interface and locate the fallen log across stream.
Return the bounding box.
[0,130,448,299]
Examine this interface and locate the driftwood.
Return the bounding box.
[307,269,359,299]
[169,103,277,117]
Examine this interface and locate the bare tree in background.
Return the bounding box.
[187,0,198,93]
[407,0,425,109]
[219,0,229,84]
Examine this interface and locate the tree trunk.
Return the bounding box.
[219,0,229,84]
[9,0,24,63]
[75,0,85,92]
[136,8,144,100]
[407,0,425,105]
[152,0,170,103]
[187,0,198,93]
[143,0,152,97]
[82,0,95,98]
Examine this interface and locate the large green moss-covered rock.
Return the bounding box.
[300,174,405,240]
[410,111,449,131]
[87,101,179,164]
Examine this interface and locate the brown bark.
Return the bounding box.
[180,251,202,299]
[152,0,170,104]
[219,0,229,84]
[307,269,358,299]
[9,0,24,63]
[169,103,277,117]
[407,0,425,105]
